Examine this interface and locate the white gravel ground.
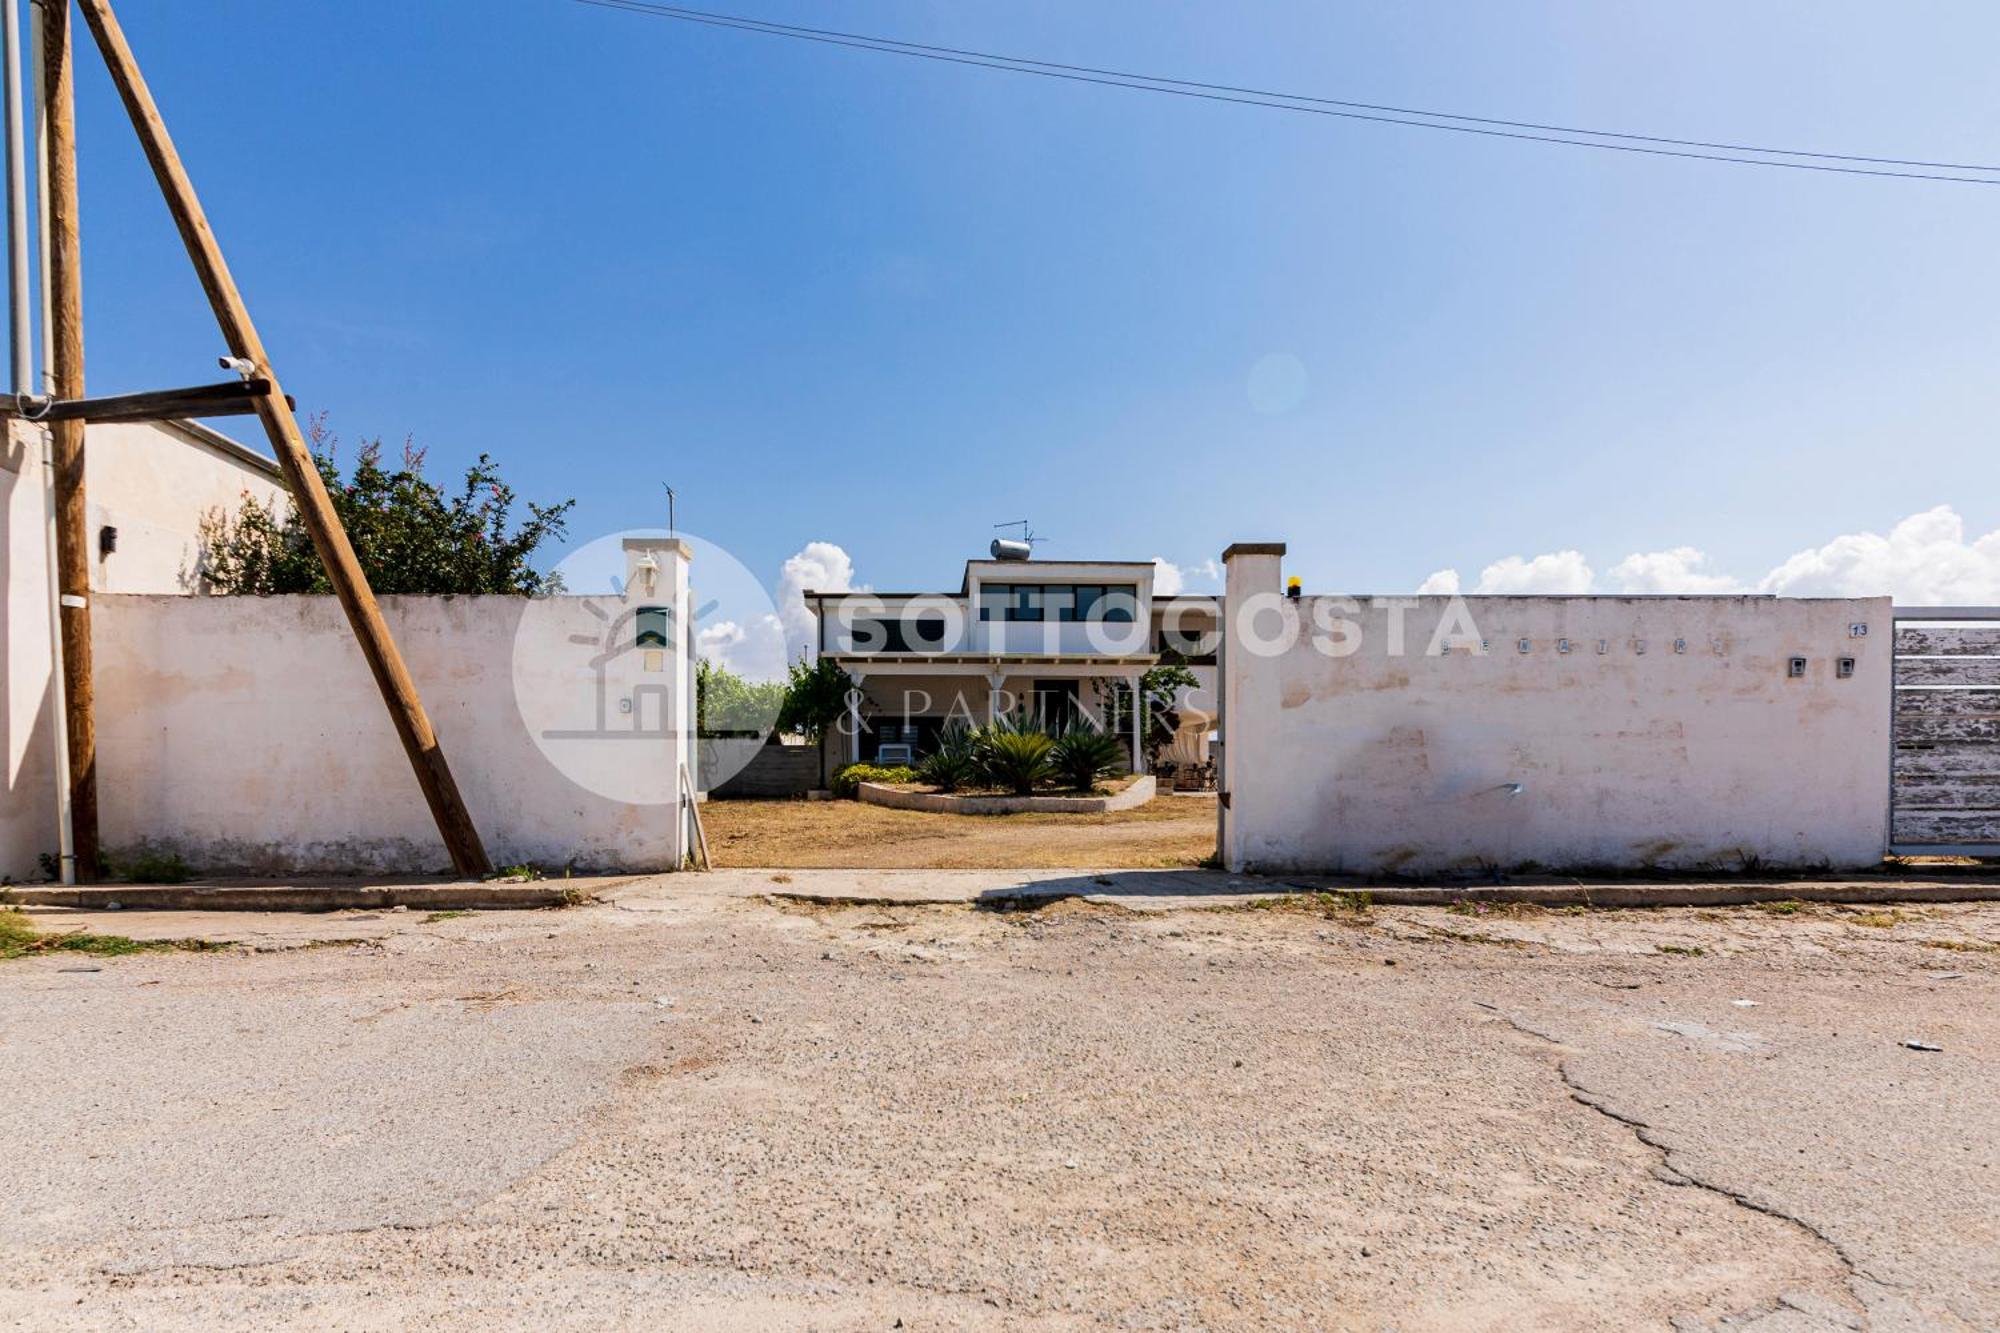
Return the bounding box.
[0,881,1993,1330]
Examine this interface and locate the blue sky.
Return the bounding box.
[54,1,2000,611]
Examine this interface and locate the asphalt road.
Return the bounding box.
[0,884,1992,1330]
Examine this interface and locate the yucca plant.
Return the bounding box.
[1050,726,1127,792]
[974,713,1056,795]
[918,725,981,792]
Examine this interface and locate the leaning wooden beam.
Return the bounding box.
[41,0,96,881]
[0,378,294,423]
[74,0,493,878]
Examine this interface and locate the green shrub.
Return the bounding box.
[831,763,920,798]
[1049,726,1127,792]
[977,729,1055,796]
[917,726,981,792]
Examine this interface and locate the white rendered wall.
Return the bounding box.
[2,420,286,879]
[1220,551,1891,875]
[1,423,58,880]
[84,583,689,877]
[83,420,287,594]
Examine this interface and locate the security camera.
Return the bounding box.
[218,355,256,379]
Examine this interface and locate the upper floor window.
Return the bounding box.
[1156,625,1219,664]
[850,614,949,653]
[978,583,1138,623]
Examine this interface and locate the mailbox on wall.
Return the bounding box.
[635,606,671,672]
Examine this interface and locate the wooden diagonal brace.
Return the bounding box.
[74,0,492,878]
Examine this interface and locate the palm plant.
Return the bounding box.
[974,713,1055,794]
[1050,725,1127,792]
[917,725,980,792]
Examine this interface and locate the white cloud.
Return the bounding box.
[696,613,789,681]
[698,619,746,657]
[1151,557,1221,597]
[1758,505,2000,603]
[776,541,865,658]
[1473,550,1594,594]
[1401,506,2000,604]
[1415,568,1461,595]
[1608,547,1743,594]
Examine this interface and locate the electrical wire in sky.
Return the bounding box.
[575,0,2000,187]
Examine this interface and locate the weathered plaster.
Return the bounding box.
[1220,551,1891,874]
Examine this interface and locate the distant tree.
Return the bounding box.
[696,659,786,736]
[778,654,853,742]
[1140,655,1202,763]
[198,415,574,595]
[1096,653,1201,766]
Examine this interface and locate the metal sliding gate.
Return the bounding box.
[1892,607,2000,856]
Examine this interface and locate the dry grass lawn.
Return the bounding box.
[700,794,1217,868]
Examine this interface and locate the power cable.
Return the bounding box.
[575,0,2000,186]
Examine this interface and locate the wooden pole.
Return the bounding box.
[41,0,95,881]
[73,0,492,877]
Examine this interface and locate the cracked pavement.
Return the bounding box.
[0,882,1993,1329]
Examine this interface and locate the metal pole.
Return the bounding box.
[28,0,45,392]
[4,0,30,392]
[24,0,71,884]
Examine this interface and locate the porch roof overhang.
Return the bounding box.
[825,653,1158,675]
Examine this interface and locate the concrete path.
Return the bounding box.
[618,866,2000,912]
[13,865,1994,921]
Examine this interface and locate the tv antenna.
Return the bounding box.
[663,484,677,537]
[991,519,1048,561]
[993,519,1049,546]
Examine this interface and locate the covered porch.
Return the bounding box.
[828,658,1155,773]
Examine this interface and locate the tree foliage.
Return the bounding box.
[1139,655,1203,764]
[198,416,574,595]
[1095,653,1201,766]
[696,659,786,736]
[777,654,853,742]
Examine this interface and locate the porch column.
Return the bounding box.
[1128,672,1145,775]
[986,669,1006,724]
[847,671,866,765]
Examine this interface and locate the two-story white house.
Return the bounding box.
[807,551,1220,774]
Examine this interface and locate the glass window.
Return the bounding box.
[1008,586,1042,622]
[1067,585,1101,622]
[978,584,1012,622]
[1099,586,1138,623]
[1157,625,1218,663]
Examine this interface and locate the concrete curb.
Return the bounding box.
[857,774,1157,815]
[2,884,578,912]
[760,878,2000,912]
[1273,881,2000,909]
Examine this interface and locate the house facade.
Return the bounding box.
[808,555,1221,773]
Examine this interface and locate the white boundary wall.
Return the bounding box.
[1219,546,1891,875]
[3,419,286,881]
[66,545,692,879]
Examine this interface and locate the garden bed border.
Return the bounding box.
[857,775,1157,815]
